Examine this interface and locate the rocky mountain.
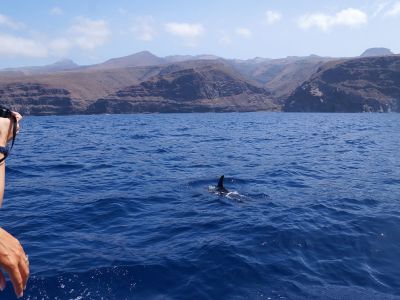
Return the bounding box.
[87,51,223,70]
[165,54,221,63]
[0,59,277,115]
[89,51,165,69]
[360,48,394,57]
[284,56,400,112]
[87,61,277,113]
[228,55,334,101]
[1,49,399,115]
[0,59,80,75]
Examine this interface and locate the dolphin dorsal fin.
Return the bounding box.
[217,175,225,188]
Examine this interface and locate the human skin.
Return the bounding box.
[0,112,21,206]
[0,112,29,298]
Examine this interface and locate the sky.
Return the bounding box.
[0,0,400,68]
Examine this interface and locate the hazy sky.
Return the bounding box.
[0,0,399,68]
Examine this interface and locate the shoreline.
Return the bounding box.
[19,110,399,117]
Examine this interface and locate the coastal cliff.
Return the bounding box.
[1,51,400,114]
[284,56,400,112]
[0,60,278,114]
[0,83,77,115]
[87,62,277,113]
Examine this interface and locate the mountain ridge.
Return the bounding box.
[0,59,278,115]
[360,47,394,57]
[0,49,399,115]
[284,56,400,112]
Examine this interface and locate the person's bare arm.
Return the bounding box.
[0,111,28,298]
[0,159,4,207]
[0,111,21,207]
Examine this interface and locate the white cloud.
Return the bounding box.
[372,1,391,18]
[385,1,400,17]
[0,15,110,58]
[69,17,111,50]
[50,7,63,16]
[46,17,112,56]
[49,38,72,55]
[131,16,156,41]
[164,22,204,38]
[235,27,252,38]
[164,22,204,47]
[0,13,24,29]
[0,33,47,57]
[298,8,368,31]
[265,10,282,25]
[335,8,367,26]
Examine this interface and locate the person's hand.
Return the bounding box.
[0,227,29,298]
[0,111,22,147]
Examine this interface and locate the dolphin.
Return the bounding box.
[215,175,229,194]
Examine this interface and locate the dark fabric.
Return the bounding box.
[0,146,8,163]
[0,114,17,163]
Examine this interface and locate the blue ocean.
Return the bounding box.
[1,112,399,300]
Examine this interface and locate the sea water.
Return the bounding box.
[1,112,399,299]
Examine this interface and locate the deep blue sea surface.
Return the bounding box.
[1,112,400,299]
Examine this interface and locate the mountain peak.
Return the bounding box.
[51,59,78,67]
[134,50,156,56]
[97,51,163,68]
[360,48,394,57]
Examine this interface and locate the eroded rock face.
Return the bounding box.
[86,64,277,114]
[230,56,333,100]
[284,56,400,112]
[1,54,400,115]
[0,83,77,115]
[121,69,264,99]
[0,61,279,115]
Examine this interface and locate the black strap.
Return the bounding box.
[0,116,17,164]
[0,147,7,163]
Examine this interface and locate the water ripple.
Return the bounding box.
[1,112,399,299]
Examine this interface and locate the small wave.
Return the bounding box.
[130,134,153,140]
[154,148,168,153]
[3,113,400,300]
[6,166,41,177]
[382,178,400,185]
[208,186,246,201]
[44,163,86,170]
